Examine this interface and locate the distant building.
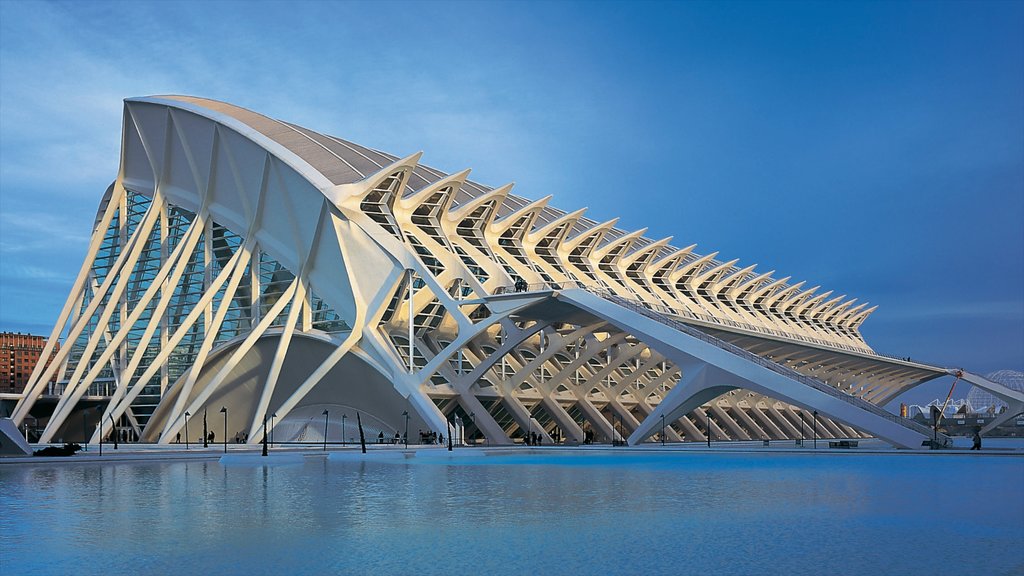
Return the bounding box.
[0,333,59,394]
[967,370,1024,414]
[906,370,1024,437]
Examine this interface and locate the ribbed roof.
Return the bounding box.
[153,95,825,308]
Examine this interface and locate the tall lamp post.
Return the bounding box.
[262,413,268,457]
[661,414,666,446]
[184,411,191,451]
[705,409,711,448]
[109,414,118,450]
[82,410,88,451]
[203,409,208,448]
[322,409,330,452]
[271,413,276,446]
[402,411,409,448]
[97,409,103,456]
[219,406,227,454]
[812,410,818,449]
[341,413,347,446]
[447,418,453,451]
[611,412,616,446]
[470,412,477,445]
[799,412,804,447]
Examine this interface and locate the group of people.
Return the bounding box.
[418,430,445,445]
[109,428,138,443]
[172,430,217,444]
[376,431,404,444]
[523,431,542,446]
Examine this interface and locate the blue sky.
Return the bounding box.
[0,0,1021,406]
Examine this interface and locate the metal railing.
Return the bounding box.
[494,281,949,444]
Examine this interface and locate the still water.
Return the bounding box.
[2,450,1022,575]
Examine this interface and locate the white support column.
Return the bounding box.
[159,198,170,396]
[710,404,749,440]
[203,216,213,329]
[251,246,262,327]
[156,242,256,441]
[62,215,207,439]
[98,214,207,412]
[631,397,684,442]
[101,233,248,443]
[455,392,513,446]
[261,320,365,443]
[539,396,585,443]
[36,187,161,392]
[749,406,786,439]
[40,191,167,442]
[408,268,415,374]
[301,288,313,332]
[606,396,642,437]
[766,404,801,437]
[12,184,126,423]
[246,277,307,440]
[161,274,298,442]
[731,401,770,439]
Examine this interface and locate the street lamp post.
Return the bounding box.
[661,414,666,446]
[470,412,476,445]
[402,411,409,448]
[813,410,818,449]
[612,412,616,446]
[219,406,227,453]
[271,413,276,446]
[322,409,330,452]
[97,414,102,457]
[447,418,453,452]
[109,414,118,450]
[342,413,347,446]
[262,413,268,457]
[706,409,711,448]
[800,412,804,447]
[203,409,208,448]
[82,410,88,451]
[184,411,191,451]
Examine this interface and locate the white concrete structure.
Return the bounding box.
[10,96,1020,449]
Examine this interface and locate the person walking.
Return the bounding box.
[971,428,982,451]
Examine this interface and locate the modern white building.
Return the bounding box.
[7,96,1022,448]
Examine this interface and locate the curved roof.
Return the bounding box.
[151,95,867,326]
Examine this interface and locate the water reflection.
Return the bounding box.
[1,452,1022,575]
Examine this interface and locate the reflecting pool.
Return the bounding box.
[2,449,1022,575]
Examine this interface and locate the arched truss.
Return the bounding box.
[12,96,1022,449]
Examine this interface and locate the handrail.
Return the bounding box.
[493,281,949,444]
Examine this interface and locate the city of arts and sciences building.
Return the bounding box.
[7,96,1023,450]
